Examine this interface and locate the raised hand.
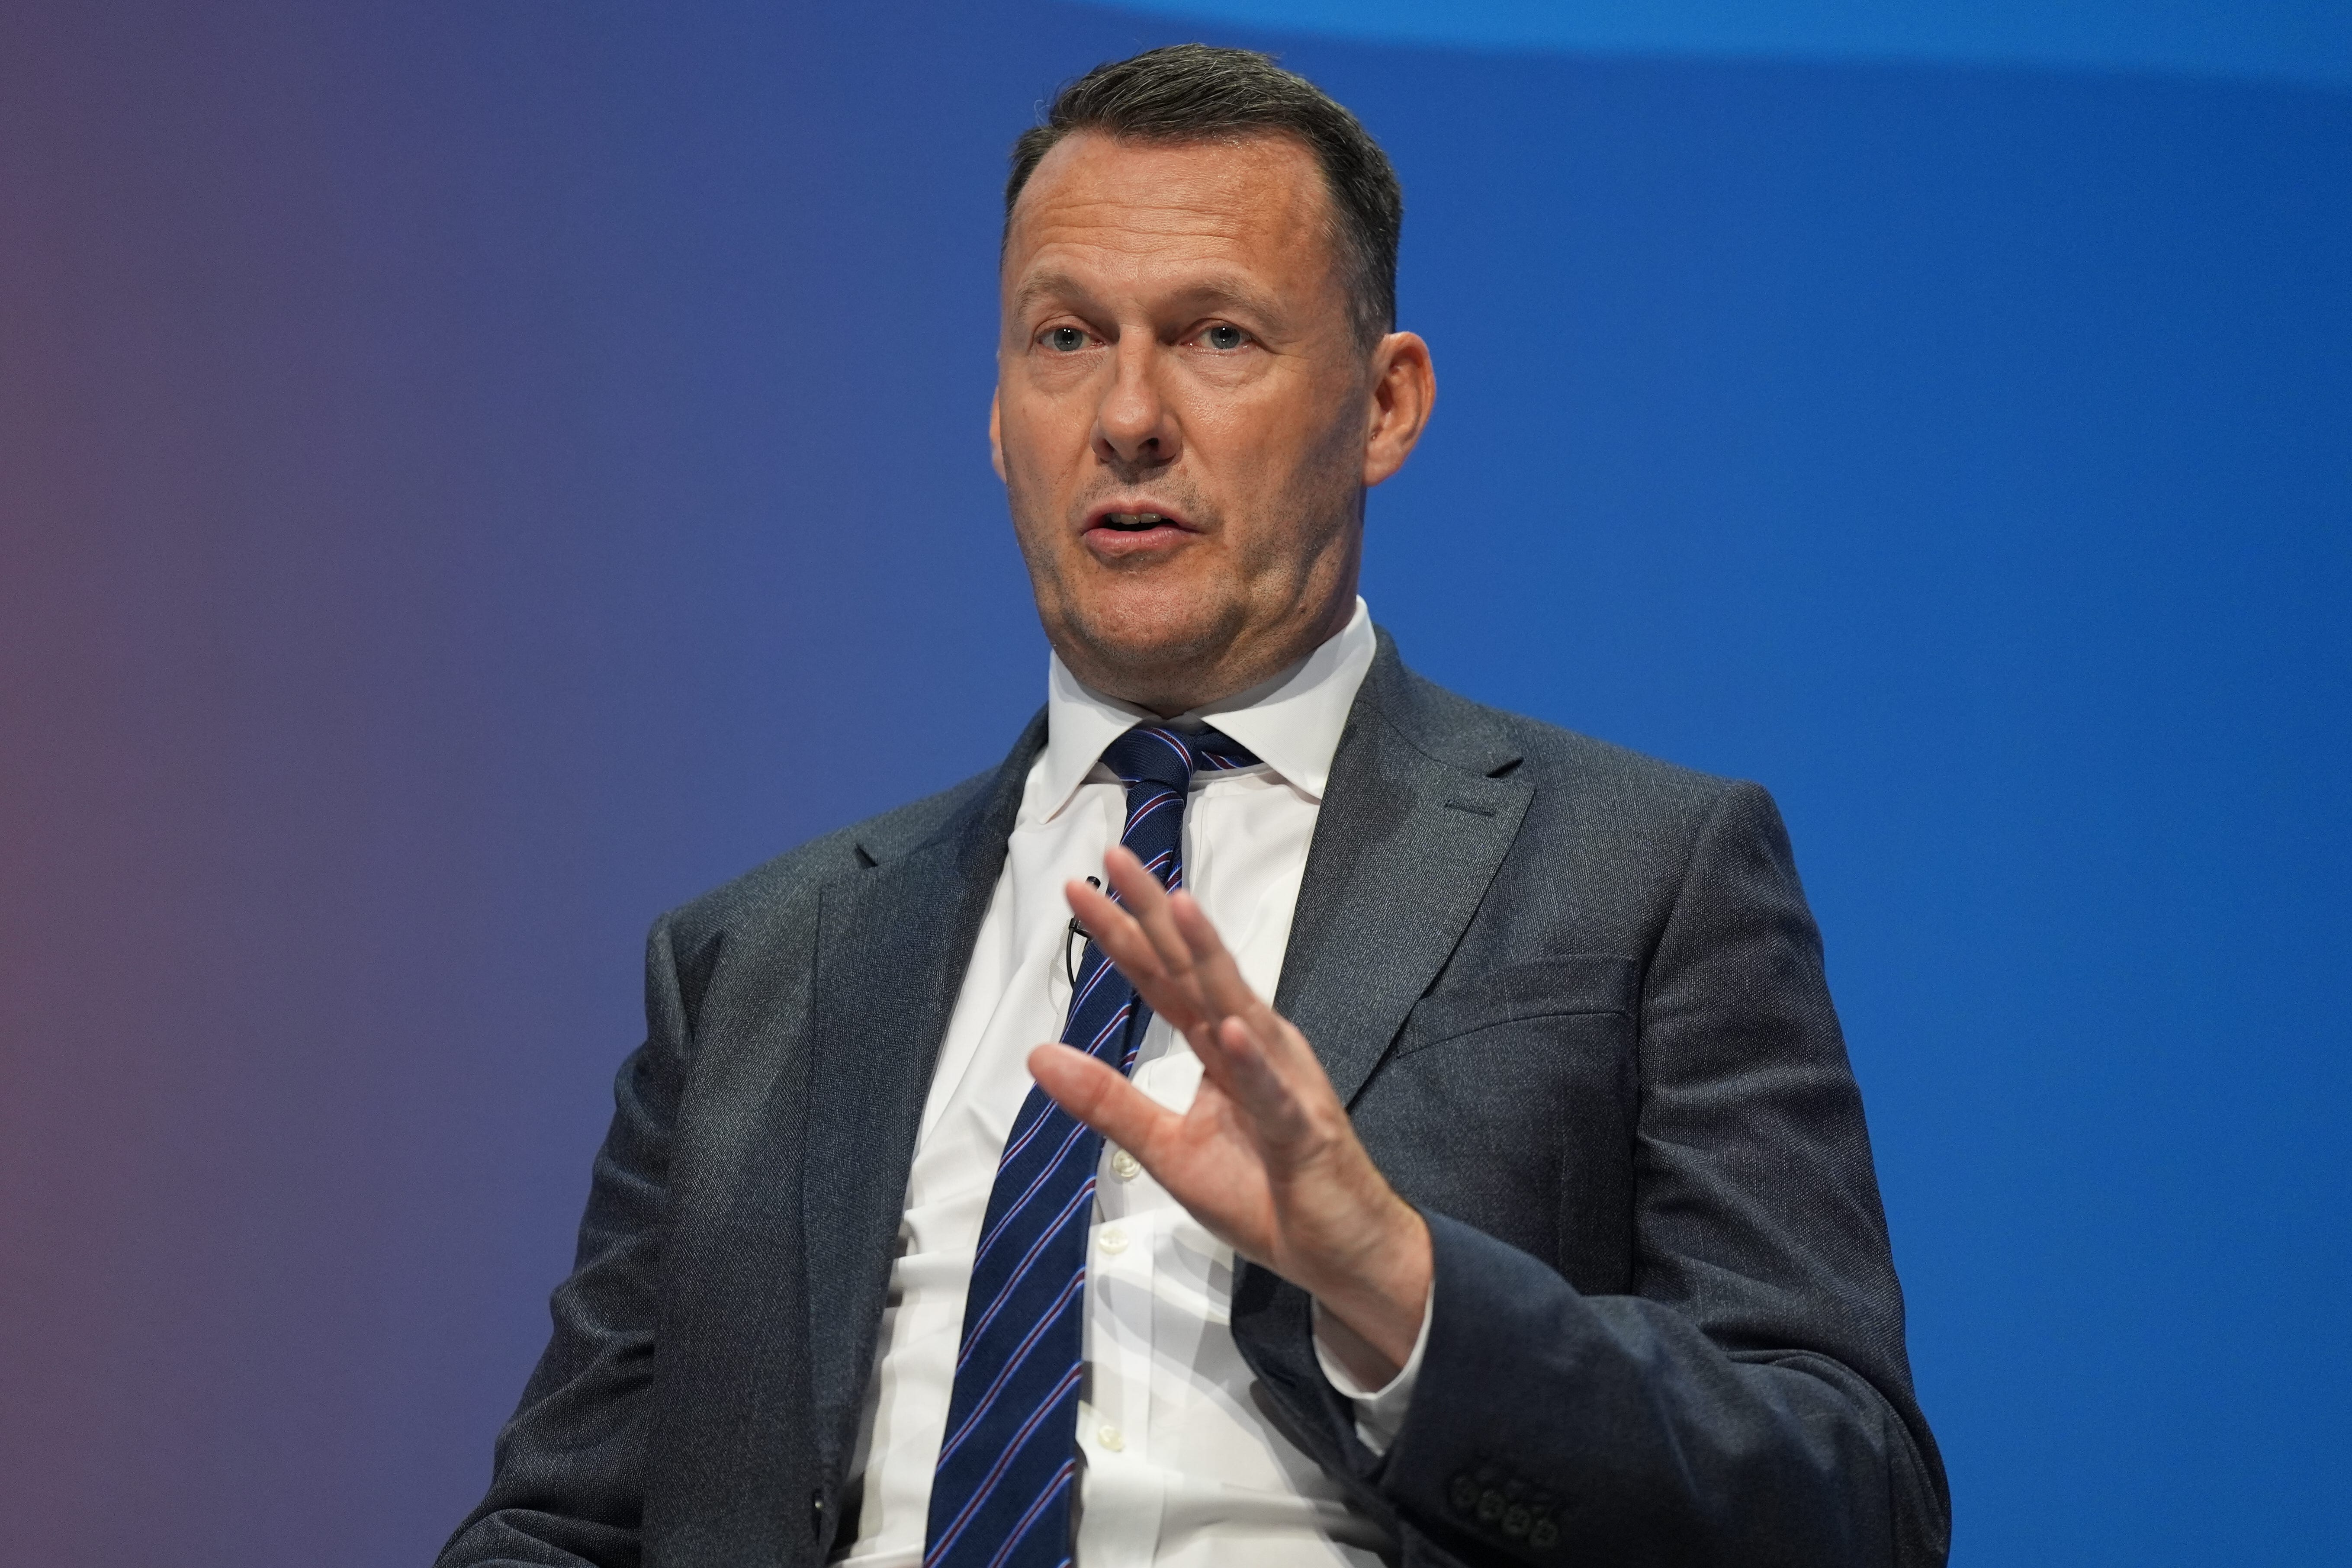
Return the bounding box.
[1026,845,1431,1385]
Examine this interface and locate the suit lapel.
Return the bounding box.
[1275,639,1532,1105]
[800,713,1044,1473]
[1236,638,1534,1473]
[791,639,1520,1473]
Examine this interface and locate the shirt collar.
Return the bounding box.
[1034,596,1377,821]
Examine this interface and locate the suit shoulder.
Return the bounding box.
[1504,711,1735,810]
[656,767,996,950]
[1396,672,1802,927]
[1392,662,1740,819]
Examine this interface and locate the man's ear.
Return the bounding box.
[989,383,1007,482]
[1362,331,1435,488]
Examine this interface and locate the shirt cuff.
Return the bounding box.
[1310,1292,1433,1457]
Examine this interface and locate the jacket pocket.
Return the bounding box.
[1390,955,1638,1059]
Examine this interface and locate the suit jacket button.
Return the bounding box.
[1478,1488,1506,1523]
[1449,1474,1479,1513]
[1502,1504,1532,1538]
[1529,1517,1560,1549]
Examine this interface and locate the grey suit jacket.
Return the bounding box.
[440,633,1950,1568]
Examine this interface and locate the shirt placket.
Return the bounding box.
[1078,1055,1168,1566]
[1071,768,1167,1567]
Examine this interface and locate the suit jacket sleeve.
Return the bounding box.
[434,914,689,1568]
[1252,781,1950,1567]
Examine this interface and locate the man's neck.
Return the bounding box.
[1068,599,1361,719]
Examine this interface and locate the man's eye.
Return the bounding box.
[1201,324,1247,351]
[1044,326,1089,352]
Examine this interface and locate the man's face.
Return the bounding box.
[993,131,1427,713]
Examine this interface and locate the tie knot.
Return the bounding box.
[1100,724,1260,793]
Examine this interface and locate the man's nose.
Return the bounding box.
[1092,337,1180,468]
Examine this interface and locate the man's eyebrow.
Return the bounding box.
[1012,269,1098,314]
[1171,276,1290,326]
[1010,269,1295,330]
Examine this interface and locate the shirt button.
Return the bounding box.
[1110,1148,1142,1182]
[1099,1226,1129,1255]
[1097,1424,1126,1452]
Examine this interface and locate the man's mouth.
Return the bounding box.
[1082,503,1195,556]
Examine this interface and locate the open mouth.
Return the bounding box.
[1082,503,1194,555]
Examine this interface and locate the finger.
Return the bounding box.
[1067,875,1166,992]
[1181,1009,1311,1144]
[1067,875,1201,1033]
[1209,1015,1315,1144]
[1148,901,1329,1147]
[1027,1042,1182,1159]
[1100,845,1205,1001]
[1166,890,1297,1056]
[1072,853,1210,1032]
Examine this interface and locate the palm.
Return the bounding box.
[1026,846,1429,1373]
[1131,1064,1277,1260]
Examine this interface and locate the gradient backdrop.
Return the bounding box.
[3,3,2346,1563]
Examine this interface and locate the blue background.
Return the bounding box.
[1,2,2345,1563]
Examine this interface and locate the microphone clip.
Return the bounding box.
[1063,876,1103,986]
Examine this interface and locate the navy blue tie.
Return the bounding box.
[922,723,1260,1568]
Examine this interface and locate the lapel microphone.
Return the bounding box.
[1063,877,1103,986]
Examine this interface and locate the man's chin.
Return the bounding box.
[1054,601,1247,709]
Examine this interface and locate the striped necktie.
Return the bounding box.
[921,723,1260,1568]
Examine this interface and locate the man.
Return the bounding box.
[441,45,1949,1568]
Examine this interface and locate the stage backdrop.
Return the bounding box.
[2,3,2345,1563]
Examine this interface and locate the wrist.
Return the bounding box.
[1306,1198,1431,1382]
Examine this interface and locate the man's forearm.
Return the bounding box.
[1370,1216,1944,1567]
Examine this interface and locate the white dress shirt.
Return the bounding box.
[839,598,1428,1568]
